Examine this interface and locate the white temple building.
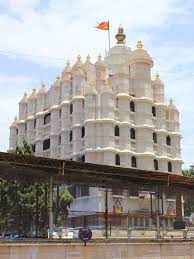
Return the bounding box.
[9,25,182,227]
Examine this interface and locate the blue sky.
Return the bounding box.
[0,0,193,168]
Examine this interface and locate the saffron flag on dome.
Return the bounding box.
[95,21,109,30]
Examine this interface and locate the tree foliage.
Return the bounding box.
[182,168,194,217]
[0,139,73,235]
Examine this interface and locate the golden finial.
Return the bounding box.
[169,98,174,104]
[77,54,82,68]
[98,53,101,61]
[90,80,96,87]
[155,72,160,79]
[56,75,60,80]
[136,40,143,49]
[66,60,70,65]
[104,79,109,86]
[32,88,37,93]
[41,81,46,89]
[115,24,126,44]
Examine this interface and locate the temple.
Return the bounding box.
[9,25,182,227]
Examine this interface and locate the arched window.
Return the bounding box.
[115,98,118,108]
[166,135,171,146]
[131,156,137,168]
[81,155,85,163]
[153,132,157,143]
[168,161,172,172]
[154,159,158,171]
[115,125,120,136]
[152,106,156,117]
[70,103,73,114]
[58,135,61,145]
[34,119,36,129]
[70,131,73,142]
[130,101,135,112]
[81,126,85,138]
[59,109,62,119]
[44,113,51,125]
[43,139,50,151]
[115,154,120,165]
[130,128,136,139]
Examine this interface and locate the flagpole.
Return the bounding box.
[108,20,111,51]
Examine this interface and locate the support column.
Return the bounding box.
[48,176,54,238]
[105,188,108,239]
[176,192,182,221]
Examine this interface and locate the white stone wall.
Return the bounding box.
[9,34,183,215]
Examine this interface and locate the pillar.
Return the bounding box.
[48,176,54,238]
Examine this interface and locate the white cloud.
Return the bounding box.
[0,0,188,66]
[0,0,193,168]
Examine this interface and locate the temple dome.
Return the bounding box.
[129,41,153,67]
[28,88,37,100]
[19,92,28,104]
[153,73,164,85]
[168,98,178,111]
[95,54,106,68]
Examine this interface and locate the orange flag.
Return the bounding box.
[96,21,109,30]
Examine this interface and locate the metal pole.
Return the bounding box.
[48,176,54,238]
[56,185,60,225]
[35,184,39,237]
[156,192,160,239]
[105,188,108,239]
[108,21,111,51]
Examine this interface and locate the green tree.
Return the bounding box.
[182,168,194,216]
[16,139,34,155]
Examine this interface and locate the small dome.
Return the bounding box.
[168,98,178,111]
[28,88,37,100]
[129,40,153,67]
[10,116,18,128]
[19,92,28,104]
[95,54,106,68]
[72,55,83,70]
[83,54,95,73]
[62,60,72,76]
[72,55,85,76]
[153,73,164,86]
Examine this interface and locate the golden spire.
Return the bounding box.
[32,88,37,93]
[98,53,101,61]
[41,81,46,89]
[104,79,109,86]
[66,60,70,65]
[136,40,143,49]
[77,54,82,68]
[155,72,160,79]
[115,24,126,44]
[86,54,91,61]
[169,97,174,104]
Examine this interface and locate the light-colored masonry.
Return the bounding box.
[9,26,182,225]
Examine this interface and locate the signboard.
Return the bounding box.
[78,228,92,243]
